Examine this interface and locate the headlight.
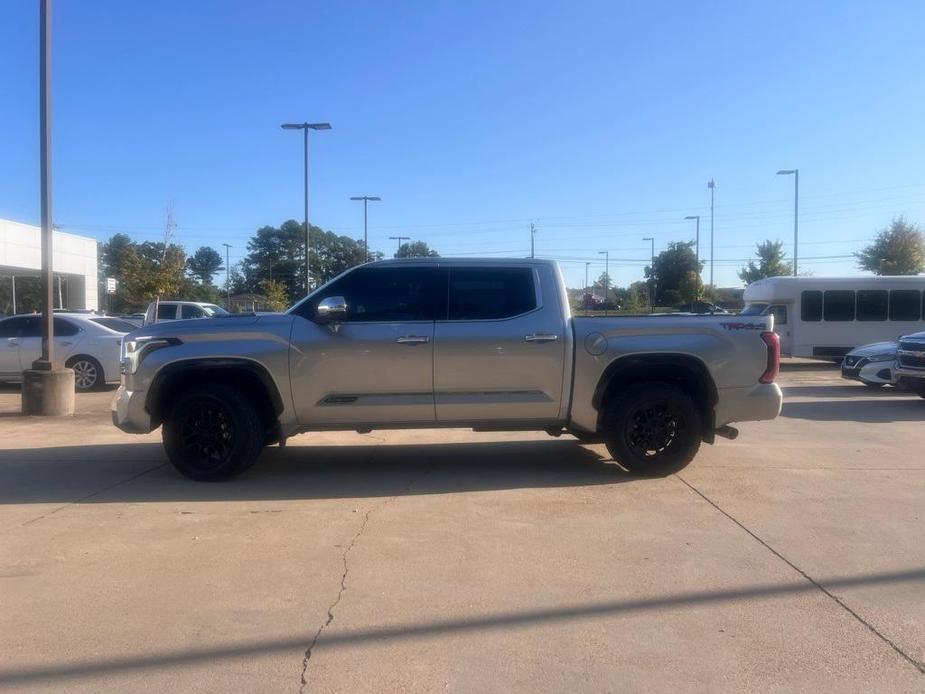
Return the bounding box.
[121,336,181,374]
[866,353,895,363]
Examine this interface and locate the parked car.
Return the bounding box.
[840,341,898,388]
[0,313,136,390]
[675,301,729,314]
[143,301,229,325]
[893,330,925,397]
[113,258,783,481]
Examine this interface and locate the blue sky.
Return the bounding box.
[2,0,925,289]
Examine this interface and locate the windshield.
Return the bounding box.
[202,305,229,316]
[739,303,770,316]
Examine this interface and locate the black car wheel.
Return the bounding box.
[162,383,265,481]
[603,382,702,476]
[66,355,103,391]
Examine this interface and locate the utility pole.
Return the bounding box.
[643,237,655,312]
[707,179,716,287]
[598,250,609,316]
[222,243,232,309]
[777,169,799,276]
[390,236,410,256]
[281,121,331,294]
[23,0,74,415]
[584,262,590,294]
[530,221,536,258]
[350,196,381,263]
[684,215,701,270]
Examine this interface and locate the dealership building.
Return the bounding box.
[0,218,99,315]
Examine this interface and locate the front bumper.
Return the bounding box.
[110,385,154,434]
[713,382,783,427]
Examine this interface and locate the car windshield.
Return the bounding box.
[739,303,769,316]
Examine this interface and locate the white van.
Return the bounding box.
[742,276,925,358]
[143,301,229,326]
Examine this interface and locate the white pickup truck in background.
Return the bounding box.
[113,258,783,480]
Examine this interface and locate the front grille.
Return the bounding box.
[899,353,925,369]
[899,340,925,352]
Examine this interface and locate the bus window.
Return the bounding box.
[824,290,855,321]
[739,303,769,316]
[856,290,887,321]
[890,290,921,320]
[769,305,787,325]
[801,291,822,321]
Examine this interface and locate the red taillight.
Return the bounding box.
[760,331,780,384]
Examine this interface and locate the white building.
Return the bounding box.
[0,218,99,315]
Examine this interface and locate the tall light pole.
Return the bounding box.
[642,237,655,312]
[598,250,610,315]
[350,196,381,263]
[281,121,331,294]
[530,222,537,258]
[222,243,232,309]
[684,215,700,270]
[584,262,590,294]
[390,236,410,256]
[707,179,716,287]
[777,169,799,276]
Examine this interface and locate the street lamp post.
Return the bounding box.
[642,237,655,312]
[281,121,331,294]
[389,236,410,256]
[707,179,716,287]
[584,262,590,295]
[530,222,537,258]
[350,196,381,263]
[598,250,609,315]
[222,243,231,309]
[777,169,799,276]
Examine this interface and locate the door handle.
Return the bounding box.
[524,333,559,343]
[396,335,430,345]
[61,341,73,346]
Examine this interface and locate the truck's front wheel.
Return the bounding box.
[602,382,701,476]
[162,383,265,481]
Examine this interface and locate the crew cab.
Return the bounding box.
[112,259,782,480]
[894,330,925,397]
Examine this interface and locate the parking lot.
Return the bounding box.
[1,362,923,693]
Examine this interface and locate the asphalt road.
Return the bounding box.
[0,364,923,692]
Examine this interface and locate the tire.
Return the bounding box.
[66,355,103,391]
[162,383,265,481]
[602,382,702,476]
[863,382,885,389]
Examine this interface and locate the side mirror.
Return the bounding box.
[315,296,347,324]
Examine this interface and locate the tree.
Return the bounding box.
[645,241,702,304]
[395,241,439,258]
[624,281,649,313]
[187,246,224,285]
[738,240,792,284]
[261,279,289,311]
[855,217,925,275]
[121,242,186,303]
[594,272,612,301]
[678,271,702,302]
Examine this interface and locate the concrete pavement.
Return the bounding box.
[0,367,923,692]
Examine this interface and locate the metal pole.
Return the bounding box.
[584,262,589,294]
[649,238,655,312]
[708,180,715,288]
[222,243,231,308]
[363,198,369,262]
[695,216,700,269]
[11,275,17,314]
[389,236,410,256]
[37,0,54,369]
[530,222,535,258]
[793,169,799,276]
[303,126,310,293]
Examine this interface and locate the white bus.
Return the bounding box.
[741,276,925,358]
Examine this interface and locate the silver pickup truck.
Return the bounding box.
[112,258,782,480]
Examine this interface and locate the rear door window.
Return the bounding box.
[181,304,207,319]
[157,304,177,320]
[53,318,80,336]
[447,267,537,320]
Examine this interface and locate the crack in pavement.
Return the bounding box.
[675,474,925,676]
[298,464,434,692]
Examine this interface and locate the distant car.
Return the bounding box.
[675,301,730,314]
[893,330,925,397]
[840,341,898,388]
[143,301,229,325]
[0,313,136,391]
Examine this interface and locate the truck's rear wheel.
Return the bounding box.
[162,383,265,481]
[602,382,701,476]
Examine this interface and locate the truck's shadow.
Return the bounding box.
[0,439,636,505]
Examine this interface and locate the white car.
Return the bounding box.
[0,313,137,391]
[840,340,898,388]
[143,300,230,325]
